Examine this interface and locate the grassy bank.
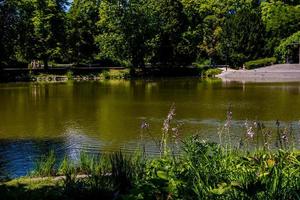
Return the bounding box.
[2,106,300,199]
[1,142,300,200]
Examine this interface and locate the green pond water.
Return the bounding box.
[1,78,300,177]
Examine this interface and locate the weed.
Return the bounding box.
[32,151,56,177]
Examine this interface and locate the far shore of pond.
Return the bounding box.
[0,66,204,82]
[2,64,300,83]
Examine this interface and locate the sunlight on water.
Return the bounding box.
[1,79,300,177]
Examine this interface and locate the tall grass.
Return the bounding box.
[31,150,56,177]
[27,144,300,199]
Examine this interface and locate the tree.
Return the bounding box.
[96,0,190,68]
[220,8,266,67]
[1,0,299,72]
[96,0,130,66]
[261,1,300,54]
[275,31,300,63]
[147,0,188,66]
[67,0,101,64]
[32,0,68,69]
[180,0,261,65]
[96,0,155,68]
[16,0,36,63]
[0,0,21,67]
[121,0,153,68]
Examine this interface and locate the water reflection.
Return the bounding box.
[0,131,106,179]
[1,79,300,177]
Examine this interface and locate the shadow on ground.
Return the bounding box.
[0,181,115,200]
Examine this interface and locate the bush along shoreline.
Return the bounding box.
[0,69,133,83]
[244,57,277,70]
[0,66,222,83]
[1,106,300,199]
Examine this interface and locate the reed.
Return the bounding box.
[31,150,56,177]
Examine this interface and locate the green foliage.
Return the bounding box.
[1,0,300,74]
[0,0,34,67]
[110,152,135,193]
[3,143,300,199]
[275,31,300,62]
[58,156,75,176]
[96,0,150,68]
[98,70,110,80]
[204,68,222,77]
[79,152,95,175]
[244,57,277,69]
[181,140,234,199]
[261,1,300,53]
[31,0,68,68]
[67,0,101,63]
[220,7,266,67]
[99,69,131,80]
[65,71,73,80]
[32,151,56,177]
[192,59,211,68]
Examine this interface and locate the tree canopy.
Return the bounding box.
[0,0,299,69]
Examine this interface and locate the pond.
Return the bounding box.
[1,78,300,178]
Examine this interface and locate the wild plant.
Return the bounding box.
[99,70,110,80]
[245,120,258,150]
[160,104,185,158]
[258,122,272,151]
[131,149,147,181]
[170,120,184,156]
[79,152,95,175]
[240,120,273,151]
[140,120,159,152]
[160,103,176,156]
[275,121,296,150]
[110,151,134,193]
[60,157,79,196]
[218,104,233,151]
[181,136,232,199]
[87,154,114,196]
[32,150,56,177]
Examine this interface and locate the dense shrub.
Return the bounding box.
[244,57,277,69]
[275,31,300,63]
[99,69,131,80]
[205,68,222,77]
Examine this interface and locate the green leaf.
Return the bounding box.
[157,170,169,180]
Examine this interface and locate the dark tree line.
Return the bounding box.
[0,0,299,69]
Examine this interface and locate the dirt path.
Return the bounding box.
[217,64,300,82]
